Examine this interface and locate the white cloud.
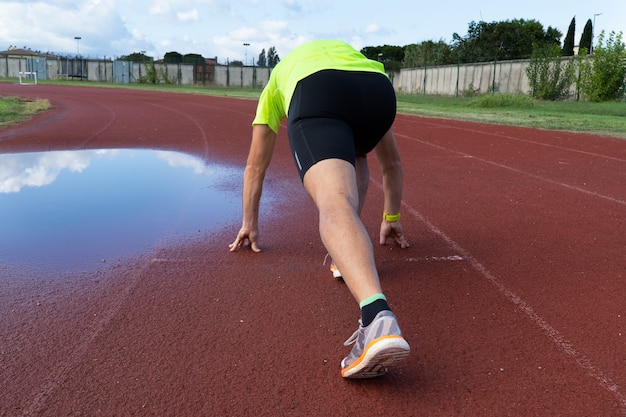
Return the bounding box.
[1,0,624,64]
[0,0,134,56]
[148,1,171,16]
[365,23,380,34]
[177,9,200,22]
[0,150,207,194]
[0,151,94,193]
[154,151,207,174]
[211,19,311,62]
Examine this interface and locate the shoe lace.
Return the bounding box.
[322,253,331,266]
[343,320,365,346]
[344,329,360,346]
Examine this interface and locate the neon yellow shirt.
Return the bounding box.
[252,40,387,133]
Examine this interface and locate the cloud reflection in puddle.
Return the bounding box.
[0,149,241,271]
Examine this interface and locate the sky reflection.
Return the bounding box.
[0,149,241,271]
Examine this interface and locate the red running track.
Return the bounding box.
[1,83,625,416]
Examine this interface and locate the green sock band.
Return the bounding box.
[359,293,387,309]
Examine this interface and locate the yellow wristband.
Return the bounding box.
[383,212,401,222]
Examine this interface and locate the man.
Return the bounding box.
[229,40,410,379]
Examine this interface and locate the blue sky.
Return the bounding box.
[1,0,624,63]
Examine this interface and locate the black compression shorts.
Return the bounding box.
[287,69,396,181]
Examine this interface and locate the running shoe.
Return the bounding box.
[329,261,343,279]
[341,310,410,379]
[323,253,343,280]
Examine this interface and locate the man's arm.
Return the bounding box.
[229,124,277,252]
[373,128,409,248]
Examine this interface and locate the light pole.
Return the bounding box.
[243,42,250,66]
[74,36,81,56]
[591,13,602,54]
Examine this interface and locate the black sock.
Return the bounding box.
[361,298,391,327]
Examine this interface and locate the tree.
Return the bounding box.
[562,17,576,56]
[164,51,183,64]
[452,19,562,63]
[267,46,280,67]
[360,44,404,71]
[404,40,453,68]
[577,31,626,101]
[257,48,267,67]
[183,53,205,65]
[119,52,152,62]
[579,19,593,54]
[361,45,404,62]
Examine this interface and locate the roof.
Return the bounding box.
[0,48,60,58]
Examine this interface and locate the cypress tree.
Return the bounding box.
[579,19,593,54]
[562,17,576,56]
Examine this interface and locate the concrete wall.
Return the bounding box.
[1,54,270,87]
[393,58,533,95]
[2,54,575,97]
[213,65,270,88]
[1,56,29,78]
[87,60,113,82]
[1,55,195,85]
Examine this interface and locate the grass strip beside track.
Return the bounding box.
[0,96,50,128]
[1,79,625,138]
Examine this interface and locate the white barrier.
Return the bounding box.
[18,71,38,85]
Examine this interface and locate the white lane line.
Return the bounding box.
[405,255,465,262]
[398,116,626,163]
[401,199,626,412]
[397,133,626,206]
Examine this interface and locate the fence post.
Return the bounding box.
[423,58,427,95]
[491,57,498,94]
[456,61,460,96]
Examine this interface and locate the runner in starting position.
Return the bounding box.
[229,39,411,378]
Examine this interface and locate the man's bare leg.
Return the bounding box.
[355,155,369,215]
[303,158,381,303]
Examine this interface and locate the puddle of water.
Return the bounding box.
[0,149,242,271]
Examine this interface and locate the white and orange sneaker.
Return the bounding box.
[340,310,410,379]
[324,254,343,280]
[329,261,343,279]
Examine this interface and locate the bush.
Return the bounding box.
[469,93,535,108]
[526,44,575,100]
[139,61,158,84]
[462,83,480,97]
[577,31,626,101]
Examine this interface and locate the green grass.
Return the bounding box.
[0,95,50,128]
[2,78,625,138]
[396,93,626,138]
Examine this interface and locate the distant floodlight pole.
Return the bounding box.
[74,36,81,56]
[243,42,250,65]
[591,13,602,54]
